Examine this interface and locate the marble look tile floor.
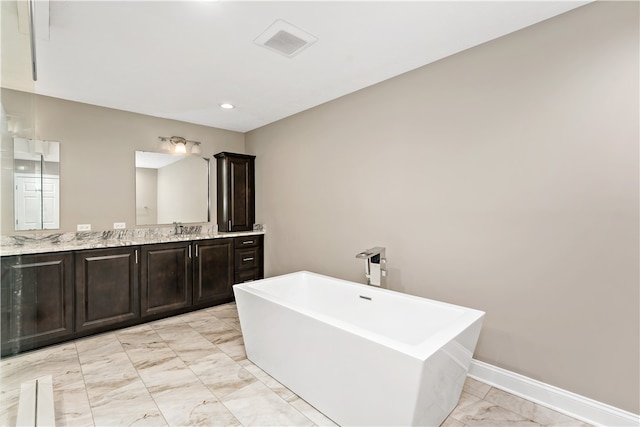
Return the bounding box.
[0,303,591,427]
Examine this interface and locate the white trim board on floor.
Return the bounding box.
[468,360,640,427]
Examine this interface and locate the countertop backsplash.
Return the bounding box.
[1,224,265,256]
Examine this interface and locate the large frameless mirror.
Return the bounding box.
[13,138,60,230]
[135,151,210,225]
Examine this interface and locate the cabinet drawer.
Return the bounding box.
[234,236,259,248]
[235,247,260,270]
[235,269,261,284]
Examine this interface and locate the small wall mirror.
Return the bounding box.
[135,151,210,225]
[13,138,60,230]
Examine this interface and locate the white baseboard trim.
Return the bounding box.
[468,359,640,427]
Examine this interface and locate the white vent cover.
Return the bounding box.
[254,19,317,58]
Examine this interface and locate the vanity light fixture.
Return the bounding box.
[158,136,202,155]
[174,140,187,153]
[158,137,171,151]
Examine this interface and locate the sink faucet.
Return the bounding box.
[173,221,184,235]
[355,247,387,287]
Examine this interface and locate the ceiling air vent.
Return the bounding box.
[254,19,317,58]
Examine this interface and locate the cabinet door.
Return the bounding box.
[193,239,233,306]
[1,252,74,355]
[75,247,139,332]
[216,153,255,232]
[229,156,255,231]
[140,242,192,317]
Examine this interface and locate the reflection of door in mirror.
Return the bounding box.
[13,138,61,230]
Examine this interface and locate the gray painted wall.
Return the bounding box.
[246,2,639,413]
[0,89,245,233]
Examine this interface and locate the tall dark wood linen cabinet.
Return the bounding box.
[215,152,256,232]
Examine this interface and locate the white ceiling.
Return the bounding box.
[4,1,590,133]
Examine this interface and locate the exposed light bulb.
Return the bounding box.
[220,103,235,109]
[174,142,187,153]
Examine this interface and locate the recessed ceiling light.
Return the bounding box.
[220,103,235,109]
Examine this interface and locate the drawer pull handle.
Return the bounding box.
[243,257,254,262]
[242,240,254,245]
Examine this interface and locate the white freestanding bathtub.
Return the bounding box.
[234,271,485,427]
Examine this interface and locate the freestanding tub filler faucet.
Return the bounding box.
[355,247,387,287]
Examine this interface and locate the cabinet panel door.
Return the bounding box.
[229,156,254,231]
[193,239,233,305]
[140,242,192,317]
[75,247,139,332]
[1,252,74,354]
[216,153,255,232]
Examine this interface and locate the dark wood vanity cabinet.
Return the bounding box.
[215,152,255,232]
[234,235,264,284]
[1,233,263,355]
[139,238,242,315]
[193,238,234,306]
[1,252,74,355]
[75,247,139,333]
[140,241,192,318]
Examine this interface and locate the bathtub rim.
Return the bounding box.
[234,270,485,361]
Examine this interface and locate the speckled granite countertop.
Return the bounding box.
[0,225,265,256]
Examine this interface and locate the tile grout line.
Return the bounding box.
[182,310,317,427]
[186,318,248,426]
[191,313,305,427]
[72,341,97,427]
[213,314,320,427]
[451,383,575,427]
[485,386,540,426]
[151,313,244,426]
[113,328,170,426]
